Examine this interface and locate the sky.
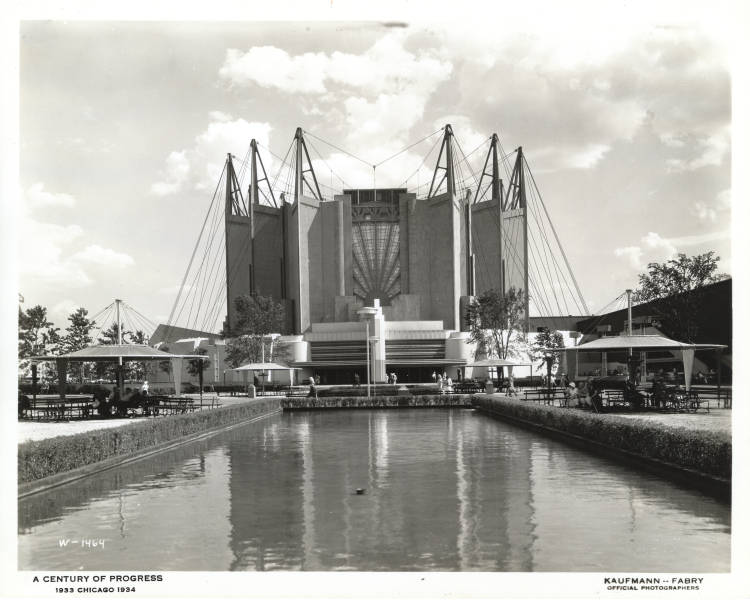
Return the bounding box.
[15,11,735,333]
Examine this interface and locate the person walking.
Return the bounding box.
[354,372,360,388]
[308,376,318,399]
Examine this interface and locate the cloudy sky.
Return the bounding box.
[17,12,733,332]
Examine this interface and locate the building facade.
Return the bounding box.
[218,128,534,383]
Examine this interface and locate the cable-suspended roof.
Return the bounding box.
[31,344,207,362]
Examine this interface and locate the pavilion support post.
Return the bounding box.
[31,363,38,401]
[171,357,183,397]
[716,348,723,407]
[117,364,125,400]
[56,358,68,401]
[199,367,204,403]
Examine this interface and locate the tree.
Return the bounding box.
[465,287,527,360]
[633,251,728,341]
[61,307,96,382]
[532,328,565,367]
[225,335,264,369]
[61,308,95,353]
[98,322,132,345]
[18,305,61,376]
[228,293,287,337]
[187,347,210,377]
[223,293,288,368]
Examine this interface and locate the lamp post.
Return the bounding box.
[366,320,370,399]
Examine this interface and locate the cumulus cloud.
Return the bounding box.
[20,187,135,288]
[20,220,91,287]
[666,127,730,172]
[691,188,731,223]
[442,25,729,172]
[613,229,731,272]
[614,231,678,270]
[150,113,273,196]
[70,244,135,268]
[51,299,83,324]
[25,182,76,209]
[219,32,452,98]
[218,32,453,159]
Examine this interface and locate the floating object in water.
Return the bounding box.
[355,488,365,495]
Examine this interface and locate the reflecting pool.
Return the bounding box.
[18,409,730,571]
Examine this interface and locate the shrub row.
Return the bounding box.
[281,394,472,410]
[18,398,281,484]
[472,396,731,480]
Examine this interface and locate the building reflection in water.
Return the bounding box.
[19,409,730,572]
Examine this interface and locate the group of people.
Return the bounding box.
[93,380,153,418]
[431,371,453,392]
[562,376,602,410]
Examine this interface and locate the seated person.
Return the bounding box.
[18,391,31,419]
[651,376,667,408]
[625,379,646,409]
[563,382,577,407]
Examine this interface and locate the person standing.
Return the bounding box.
[308,376,318,399]
[431,371,437,384]
[507,372,517,397]
[392,372,398,385]
[354,373,360,388]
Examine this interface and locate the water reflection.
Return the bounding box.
[19,410,730,571]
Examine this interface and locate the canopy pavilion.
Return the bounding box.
[466,357,532,379]
[30,344,208,402]
[546,334,727,395]
[232,361,300,392]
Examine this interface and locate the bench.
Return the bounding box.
[453,382,483,394]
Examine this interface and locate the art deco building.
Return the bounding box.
[221,127,536,384]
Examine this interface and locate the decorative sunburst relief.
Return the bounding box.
[352,221,401,306]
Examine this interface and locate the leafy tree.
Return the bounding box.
[465,287,527,360]
[60,307,96,382]
[227,293,288,337]
[98,322,132,345]
[187,347,210,377]
[531,328,565,370]
[633,251,728,341]
[130,329,149,345]
[61,307,95,353]
[225,335,264,369]
[223,294,288,368]
[18,305,61,376]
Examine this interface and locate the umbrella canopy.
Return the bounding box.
[571,334,725,352]
[32,344,207,362]
[466,358,531,367]
[233,362,298,371]
[549,334,726,392]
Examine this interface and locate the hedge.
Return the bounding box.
[18,398,280,484]
[281,394,472,410]
[472,396,731,481]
